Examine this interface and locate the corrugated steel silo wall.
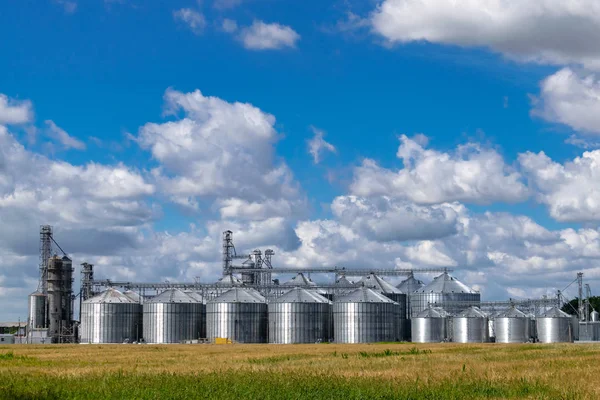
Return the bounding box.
[28,294,46,329]
[536,318,573,343]
[206,302,268,343]
[452,317,489,343]
[143,303,205,344]
[494,318,530,343]
[268,302,331,344]
[333,302,400,343]
[411,317,447,343]
[80,303,142,344]
[409,292,480,317]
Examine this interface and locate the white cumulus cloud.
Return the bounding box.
[45,120,86,150]
[239,20,300,50]
[0,94,33,125]
[307,126,336,164]
[173,8,206,35]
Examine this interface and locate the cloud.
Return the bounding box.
[307,126,336,164]
[45,120,86,150]
[54,0,77,14]
[351,134,528,205]
[221,19,238,33]
[331,195,461,242]
[239,20,300,50]
[520,150,600,222]
[565,135,600,149]
[173,8,206,35]
[0,94,33,125]
[532,68,600,135]
[137,88,305,218]
[370,0,600,69]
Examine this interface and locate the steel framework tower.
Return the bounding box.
[39,225,53,294]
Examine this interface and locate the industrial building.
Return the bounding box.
[18,227,600,345]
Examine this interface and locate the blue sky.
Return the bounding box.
[2,0,600,320]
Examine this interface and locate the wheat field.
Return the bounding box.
[0,342,597,399]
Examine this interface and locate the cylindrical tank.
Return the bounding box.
[206,288,267,343]
[357,274,408,339]
[333,287,400,343]
[268,287,331,344]
[411,307,449,343]
[452,306,489,343]
[494,307,530,343]
[80,288,142,344]
[143,289,204,344]
[571,315,580,341]
[410,272,480,317]
[28,291,47,329]
[397,273,425,334]
[536,307,573,343]
[591,310,600,322]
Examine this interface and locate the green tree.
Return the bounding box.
[561,296,600,317]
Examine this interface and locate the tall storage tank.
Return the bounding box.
[452,306,489,343]
[80,288,142,344]
[411,307,449,343]
[494,307,530,343]
[268,287,331,344]
[143,289,204,344]
[206,288,267,343]
[28,291,47,329]
[536,307,573,343]
[357,274,408,340]
[333,287,400,343]
[410,272,480,317]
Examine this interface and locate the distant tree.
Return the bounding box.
[561,296,600,317]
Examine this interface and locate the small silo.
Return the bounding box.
[536,307,573,343]
[80,288,142,344]
[410,272,480,317]
[143,289,204,344]
[411,307,449,343]
[494,307,530,343]
[206,287,268,343]
[28,291,47,329]
[333,287,400,343]
[357,274,408,340]
[452,306,489,343]
[268,287,331,344]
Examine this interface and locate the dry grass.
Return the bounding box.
[0,342,597,399]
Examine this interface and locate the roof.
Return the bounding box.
[415,307,447,318]
[456,306,487,318]
[397,275,425,293]
[148,289,197,303]
[29,291,45,297]
[357,274,402,294]
[209,287,266,304]
[84,288,137,304]
[183,290,204,302]
[539,307,571,318]
[335,276,354,286]
[123,290,141,302]
[495,307,527,318]
[272,287,330,304]
[335,287,398,304]
[215,274,244,287]
[282,273,317,287]
[415,272,477,294]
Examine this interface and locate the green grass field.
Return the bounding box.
[0,343,596,399]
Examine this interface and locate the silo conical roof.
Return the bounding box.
[357,273,403,294]
[456,306,487,318]
[183,290,204,302]
[215,274,244,287]
[335,276,354,287]
[148,289,197,303]
[123,290,141,302]
[416,307,447,318]
[272,287,330,304]
[415,272,477,294]
[209,287,266,303]
[495,307,527,318]
[539,307,570,318]
[84,288,136,304]
[397,274,425,293]
[282,273,317,287]
[335,287,398,304]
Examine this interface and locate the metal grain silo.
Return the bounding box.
[333,287,400,343]
[123,290,141,303]
[452,306,489,343]
[591,311,599,322]
[80,288,142,344]
[143,289,204,344]
[268,287,331,344]
[206,288,267,343]
[333,275,356,297]
[410,272,480,317]
[494,307,530,343]
[411,307,449,343]
[28,291,47,329]
[536,307,573,343]
[357,274,408,340]
[397,273,425,294]
[527,313,537,341]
